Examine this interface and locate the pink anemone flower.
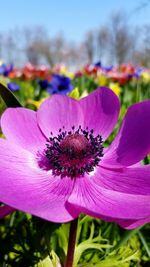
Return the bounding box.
[0,87,150,229]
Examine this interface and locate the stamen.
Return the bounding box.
[45,126,103,178]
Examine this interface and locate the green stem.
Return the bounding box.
[65,218,78,267]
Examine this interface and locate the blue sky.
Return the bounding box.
[1,0,150,42]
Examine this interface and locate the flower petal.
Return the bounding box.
[67,175,150,222]
[87,165,150,229]
[101,100,150,167]
[1,108,46,153]
[114,217,150,229]
[86,213,149,229]
[37,95,84,137]
[0,139,78,222]
[92,165,150,195]
[79,87,120,140]
[0,205,15,219]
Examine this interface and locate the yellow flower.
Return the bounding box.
[69,87,80,99]
[26,98,46,109]
[59,66,74,79]
[141,72,150,82]
[109,82,121,96]
[96,74,107,86]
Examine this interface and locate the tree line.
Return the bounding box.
[0,12,150,67]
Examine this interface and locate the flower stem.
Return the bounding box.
[65,218,78,267]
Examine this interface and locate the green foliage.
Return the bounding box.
[72,76,98,96]
[0,212,60,266]
[1,214,148,266]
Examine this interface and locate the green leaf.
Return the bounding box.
[36,252,60,267]
[112,226,143,251]
[138,231,150,258]
[0,83,22,107]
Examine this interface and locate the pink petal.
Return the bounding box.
[0,205,15,219]
[86,213,149,229]
[0,139,78,223]
[87,165,150,229]
[37,95,84,138]
[79,87,120,140]
[101,100,150,167]
[115,217,150,229]
[1,108,46,153]
[67,175,150,223]
[92,165,150,195]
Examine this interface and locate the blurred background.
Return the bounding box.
[1,0,150,68]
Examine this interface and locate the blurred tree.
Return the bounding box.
[108,12,135,64]
[96,26,110,62]
[84,30,95,63]
[0,12,146,68]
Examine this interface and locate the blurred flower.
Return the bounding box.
[141,71,150,82]
[96,74,108,86]
[101,65,113,72]
[26,98,46,109]
[7,82,20,92]
[69,87,80,99]
[38,79,49,89]
[109,82,121,96]
[108,71,129,85]
[74,70,82,78]
[1,88,150,229]
[134,67,145,79]
[23,63,35,79]
[94,61,101,68]
[8,68,22,79]
[0,65,5,75]
[83,64,98,76]
[0,64,13,76]
[35,65,49,79]
[59,65,74,79]
[47,74,73,95]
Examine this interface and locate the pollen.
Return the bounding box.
[45,126,103,177]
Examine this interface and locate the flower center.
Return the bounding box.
[60,133,89,158]
[45,126,103,177]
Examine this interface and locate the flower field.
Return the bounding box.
[0,61,150,267]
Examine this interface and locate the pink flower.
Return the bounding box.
[0,87,150,229]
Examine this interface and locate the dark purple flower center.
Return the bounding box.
[45,126,103,178]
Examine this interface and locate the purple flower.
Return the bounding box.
[38,79,49,89]
[134,67,145,79]
[0,64,13,76]
[101,64,113,72]
[47,74,73,95]
[7,82,20,92]
[0,87,150,229]
[94,61,101,68]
